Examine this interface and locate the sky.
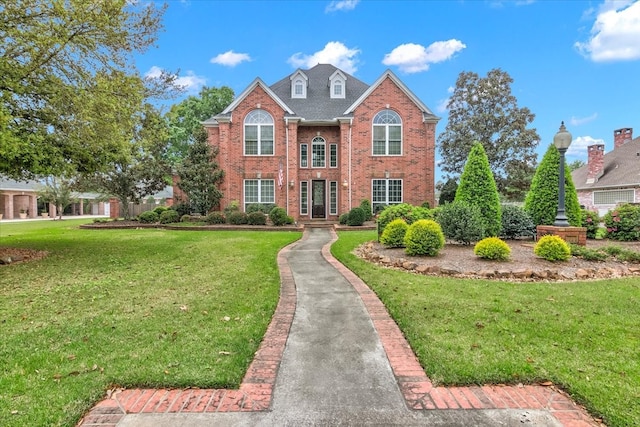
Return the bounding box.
[135,0,640,180]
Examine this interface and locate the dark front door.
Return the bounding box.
[312,180,326,218]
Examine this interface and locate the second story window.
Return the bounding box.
[312,136,325,168]
[244,109,274,156]
[372,110,402,156]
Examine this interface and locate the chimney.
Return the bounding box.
[586,144,604,183]
[614,128,632,149]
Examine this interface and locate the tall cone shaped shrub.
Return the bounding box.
[454,142,502,237]
[524,144,581,226]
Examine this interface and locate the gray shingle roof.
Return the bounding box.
[572,136,640,189]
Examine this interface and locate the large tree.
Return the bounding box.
[0,0,169,179]
[438,68,540,199]
[165,86,234,166]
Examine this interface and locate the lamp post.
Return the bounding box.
[553,121,572,227]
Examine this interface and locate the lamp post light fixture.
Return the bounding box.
[553,121,572,227]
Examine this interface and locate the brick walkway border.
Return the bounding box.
[78,229,602,427]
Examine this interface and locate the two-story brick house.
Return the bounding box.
[200,64,439,222]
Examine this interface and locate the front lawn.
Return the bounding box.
[332,231,639,427]
[0,219,301,427]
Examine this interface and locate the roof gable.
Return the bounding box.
[219,77,294,116]
[572,136,640,189]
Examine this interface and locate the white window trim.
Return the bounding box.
[290,71,308,99]
[371,178,403,210]
[329,143,338,168]
[593,189,635,205]
[329,181,338,215]
[300,143,308,168]
[243,179,275,211]
[372,110,402,156]
[329,70,346,99]
[312,136,326,168]
[244,110,274,156]
[300,181,309,216]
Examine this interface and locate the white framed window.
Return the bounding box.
[300,143,308,168]
[312,136,325,168]
[329,181,338,215]
[329,70,346,99]
[593,189,635,205]
[290,71,308,98]
[300,181,309,215]
[294,79,304,96]
[372,179,402,212]
[372,110,402,156]
[329,144,338,168]
[244,110,274,156]
[333,80,342,96]
[244,179,275,209]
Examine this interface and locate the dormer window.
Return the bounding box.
[329,70,346,99]
[290,71,308,99]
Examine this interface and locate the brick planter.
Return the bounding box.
[536,225,587,246]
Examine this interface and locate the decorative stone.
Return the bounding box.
[440,267,461,275]
[575,269,592,279]
[402,261,417,270]
[512,269,533,278]
[479,270,496,277]
[415,265,430,274]
[427,265,441,274]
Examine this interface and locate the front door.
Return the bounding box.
[312,180,326,218]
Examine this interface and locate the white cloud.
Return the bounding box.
[325,0,359,12]
[575,0,640,61]
[567,135,605,158]
[210,50,252,67]
[288,41,360,74]
[382,40,466,73]
[570,113,598,126]
[145,66,206,92]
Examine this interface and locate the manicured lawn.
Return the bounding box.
[332,231,639,427]
[0,219,301,427]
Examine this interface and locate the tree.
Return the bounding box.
[454,142,502,237]
[524,144,581,226]
[82,104,171,219]
[0,0,170,179]
[176,128,224,215]
[568,159,586,172]
[437,178,458,205]
[438,68,540,198]
[165,86,234,166]
[36,177,77,220]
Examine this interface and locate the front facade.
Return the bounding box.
[201,64,439,221]
[572,127,640,216]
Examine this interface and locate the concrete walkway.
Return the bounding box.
[79,228,599,426]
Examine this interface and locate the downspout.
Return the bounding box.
[285,118,289,216]
[348,119,353,210]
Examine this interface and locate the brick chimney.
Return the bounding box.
[614,128,632,149]
[586,144,604,183]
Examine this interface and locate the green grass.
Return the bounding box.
[0,219,301,427]
[332,231,640,427]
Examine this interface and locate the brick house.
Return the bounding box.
[571,127,640,216]
[197,64,439,222]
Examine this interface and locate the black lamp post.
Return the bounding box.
[553,122,572,227]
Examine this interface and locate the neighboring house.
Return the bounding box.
[571,128,640,216]
[196,64,439,222]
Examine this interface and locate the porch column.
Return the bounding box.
[29,195,37,218]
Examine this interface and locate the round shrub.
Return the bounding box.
[159,209,180,224]
[359,199,373,221]
[153,206,169,215]
[339,213,349,225]
[227,211,248,225]
[205,212,226,224]
[138,210,159,224]
[581,209,600,239]
[404,219,445,256]
[534,235,571,262]
[269,206,289,226]
[180,214,191,223]
[474,237,511,261]
[377,203,433,235]
[603,203,640,241]
[247,211,267,225]
[380,219,408,248]
[437,201,485,245]
[500,205,536,239]
[347,207,366,226]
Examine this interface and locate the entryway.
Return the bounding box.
[311,180,326,218]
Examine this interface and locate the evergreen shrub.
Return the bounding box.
[153,206,169,215]
[581,209,600,239]
[437,201,485,245]
[173,202,191,217]
[247,211,267,225]
[404,219,445,256]
[474,237,511,260]
[205,212,226,224]
[380,219,408,248]
[339,213,349,225]
[159,209,179,224]
[603,203,640,241]
[180,214,191,223]
[377,203,433,235]
[138,210,158,224]
[347,207,366,226]
[359,199,373,221]
[534,235,571,261]
[269,207,289,226]
[500,205,536,239]
[227,211,248,225]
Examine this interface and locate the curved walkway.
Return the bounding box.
[78,228,600,426]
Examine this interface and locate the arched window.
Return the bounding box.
[244,110,274,156]
[312,136,325,168]
[372,110,402,155]
[294,79,304,97]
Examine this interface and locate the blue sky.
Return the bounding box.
[136,0,640,179]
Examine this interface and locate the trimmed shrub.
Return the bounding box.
[474,237,511,261]
[347,207,366,226]
[404,219,445,256]
[603,203,640,241]
[205,212,226,224]
[227,211,248,225]
[359,199,373,221]
[247,211,267,225]
[454,142,501,237]
[180,214,191,223]
[269,206,289,226]
[159,209,180,224]
[224,200,240,216]
[500,205,536,239]
[437,201,485,245]
[153,206,169,215]
[524,144,581,226]
[581,209,600,239]
[138,210,159,224]
[173,202,191,217]
[534,235,571,261]
[246,203,276,214]
[380,219,408,248]
[569,244,608,262]
[377,203,433,235]
[339,213,349,225]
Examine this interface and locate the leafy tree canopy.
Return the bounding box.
[438,68,539,199]
[568,159,586,172]
[0,0,174,179]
